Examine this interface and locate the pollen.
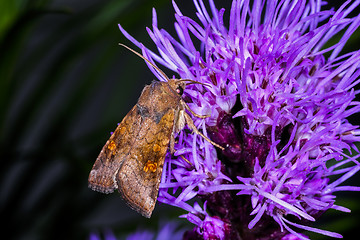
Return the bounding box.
[107,140,116,151]
[143,161,157,173]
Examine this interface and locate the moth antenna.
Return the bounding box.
[119,43,170,82]
[179,79,211,88]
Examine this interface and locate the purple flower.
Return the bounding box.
[89,230,117,240]
[89,222,184,240]
[119,0,360,239]
[181,202,230,240]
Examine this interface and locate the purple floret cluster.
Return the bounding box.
[119,0,360,239]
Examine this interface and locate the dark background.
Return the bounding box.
[1,0,359,239]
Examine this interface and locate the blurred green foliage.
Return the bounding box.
[1,0,359,240]
[0,0,185,239]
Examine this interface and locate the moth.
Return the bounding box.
[88,44,224,218]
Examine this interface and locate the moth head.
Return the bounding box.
[169,79,210,97]
[176,84,184,95]
[168,79,186,96]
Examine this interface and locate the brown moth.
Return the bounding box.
[88,44,224,218]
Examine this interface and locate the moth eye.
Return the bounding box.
[176,86,184,95]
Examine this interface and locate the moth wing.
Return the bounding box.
[88,105,141,194]
[116,108,176,218]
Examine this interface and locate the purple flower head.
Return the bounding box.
[119,0,360,239]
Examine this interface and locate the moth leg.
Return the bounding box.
[169,129,176,155]
[179,154,192,166]
[170,107,185,155]
[183,112,224,150]
[170,114,192,166]
[182,101,210,119]
[174,107,186,134]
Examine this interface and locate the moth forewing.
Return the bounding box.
[89,44,224,218]
[90,80,181,218]
[88,105,140,194]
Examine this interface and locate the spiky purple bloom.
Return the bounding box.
[119,0,360,239]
